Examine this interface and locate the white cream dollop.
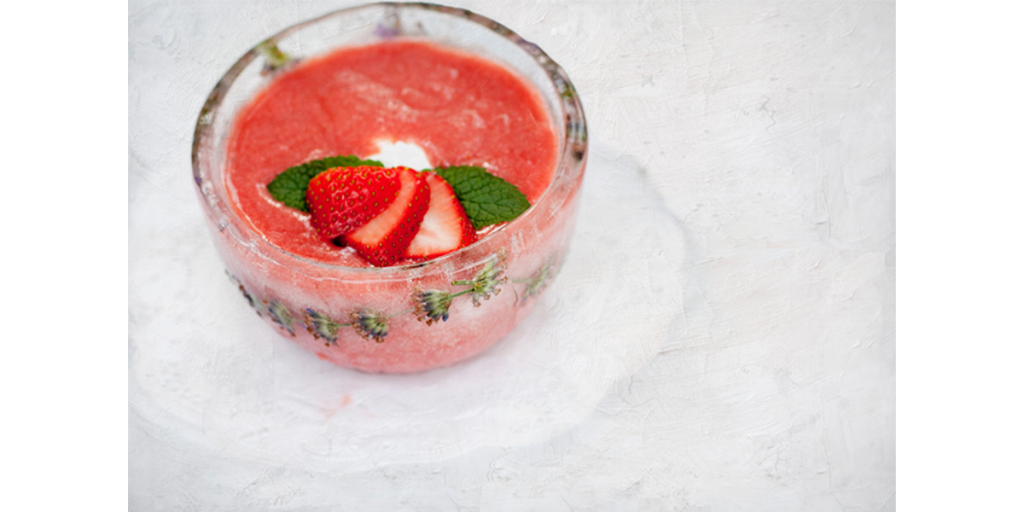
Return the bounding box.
[365,139,433,171]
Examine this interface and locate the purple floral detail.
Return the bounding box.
[350,310,388,343]
[304,308,344,345]
[266,299,296,336]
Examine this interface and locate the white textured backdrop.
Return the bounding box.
[129,1,895,509]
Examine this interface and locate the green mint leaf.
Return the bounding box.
[267,155,383,212]
[433,166,530,229]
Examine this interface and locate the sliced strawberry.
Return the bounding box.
[405,172,478,260]
[345,167,430,267]
[306,166,401,241]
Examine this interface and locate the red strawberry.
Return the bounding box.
[345,167,430,267]
[405,172,478,260]
[306,166,401,241]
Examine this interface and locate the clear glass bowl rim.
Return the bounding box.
[191,1,588,275]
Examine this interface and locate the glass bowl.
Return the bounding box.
[192,2,587,373]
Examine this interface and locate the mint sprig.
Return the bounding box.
[267,155,383,212]
[433,166,531,229]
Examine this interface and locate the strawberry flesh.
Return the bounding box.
[345,167,430,267]
[306,166,401,241]
[405,172,478,260]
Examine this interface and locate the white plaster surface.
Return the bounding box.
[129,1,895,509]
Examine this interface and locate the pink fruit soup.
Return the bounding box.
[225,40,559,266]
[203,33,585,374]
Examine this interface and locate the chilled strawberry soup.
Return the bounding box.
[194,4,587,373]
[226,40,559,266]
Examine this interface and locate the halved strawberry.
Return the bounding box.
[306,166,401,241]
[345,167,430,267]
[405,172,478,260]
